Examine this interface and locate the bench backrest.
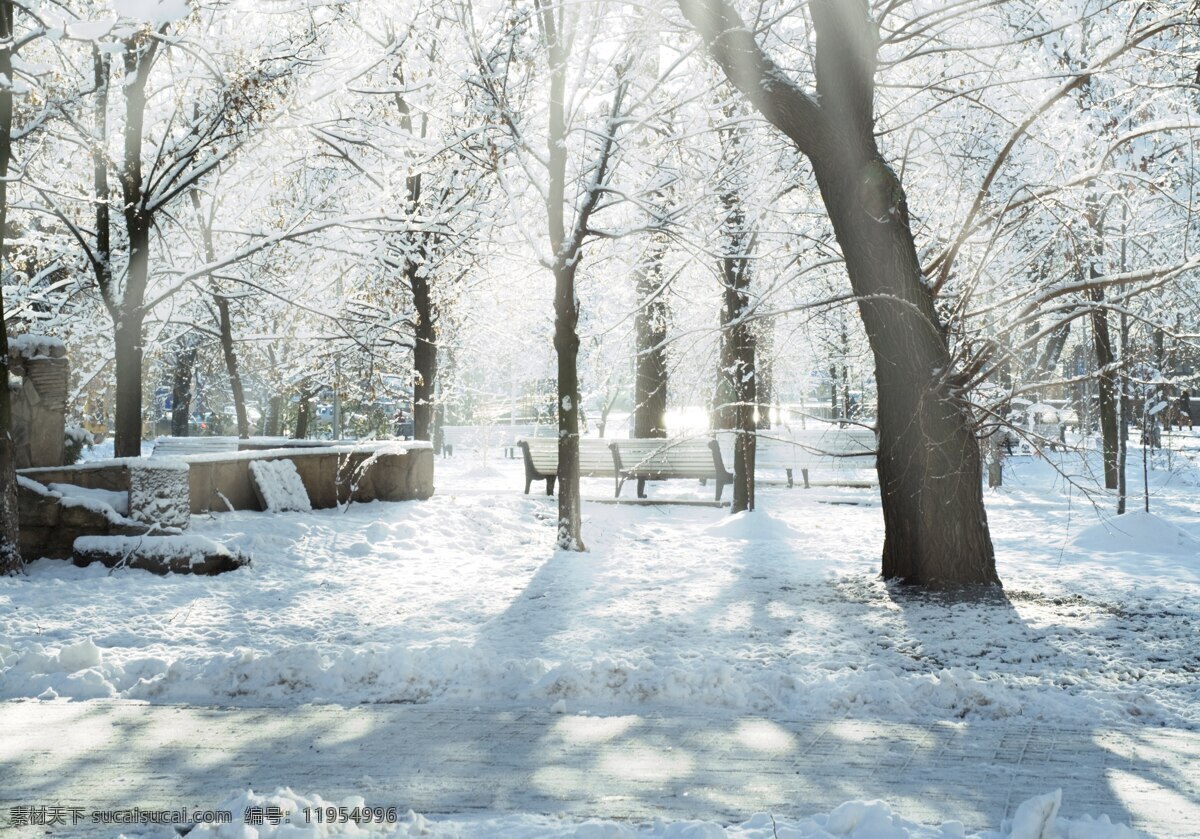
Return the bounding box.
[611,438,718,478]
[519,437,616,475]
[718,426,876,470]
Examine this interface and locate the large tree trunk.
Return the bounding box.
[0,0,20,572]
[170,346,196,436]
[113,312,145,457]
[813,155,996,584]
[554,262,585,549]
[633,242,669,438]
[681,0,998,587]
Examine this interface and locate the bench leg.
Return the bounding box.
[714,476,725,502]
[637,478,647,499]
[615,475,623,498]
[699,477,707,486]
[546,476,556,496]
[524,476,533,495]
[786,468,793,489]
[801,468,810,489]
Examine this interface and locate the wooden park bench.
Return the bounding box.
[609,438,732,501]
[518,437,618,495]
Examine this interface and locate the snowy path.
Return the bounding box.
[2,700,1198,837]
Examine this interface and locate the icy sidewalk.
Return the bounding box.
[2,700,1197,837]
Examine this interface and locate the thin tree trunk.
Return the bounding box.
[265,394,282,437]
[681,0,998,587]
[411,265,438,442]
[189,186,249,439]
[1086,193,1118,490]
[0,0,21,572]
[633,242,669,438]
[755,317,774,429]
[294,388,312,439]
[170,347,196,437]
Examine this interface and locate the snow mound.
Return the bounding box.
[180,788,1142,838]
[704,511,798,541]
[249,459,312,513]
[1072,511,1199,556]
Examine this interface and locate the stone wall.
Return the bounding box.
[10,341,68,469]
[17,480,146,560]
[15,443,434,559]
[186,444,434,513]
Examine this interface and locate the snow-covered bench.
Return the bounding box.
[739,426,877,488]
[610,438,732,501]
[151,436,240,457]
[518,438,618,495]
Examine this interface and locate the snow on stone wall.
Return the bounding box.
[129,462,191,530]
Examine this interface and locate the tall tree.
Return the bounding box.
[0,0,21,572]
[680,0,999,586]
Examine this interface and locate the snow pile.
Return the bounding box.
[1071,511,1199,556]
[172,787,1141,839]
[74,534,234,562]
[249,459,312,513]
[46,482,129,516]
[704,510,799,541]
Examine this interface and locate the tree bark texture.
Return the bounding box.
[170,347,197,436]
[633,240,669,438]
[680,0,998,586]
[0,0,21,572]
[112,37,158,458]
[410,262,438,442]
[1086,193,1118,490]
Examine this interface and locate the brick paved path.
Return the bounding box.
[2,700,1197,836]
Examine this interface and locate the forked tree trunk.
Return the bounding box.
[111,38,159,458]
[681,0,998,587]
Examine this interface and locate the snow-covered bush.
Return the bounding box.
[64,426,92,465]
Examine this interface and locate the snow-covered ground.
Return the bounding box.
[4,438,1198,727]
[3,435,1198,837]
